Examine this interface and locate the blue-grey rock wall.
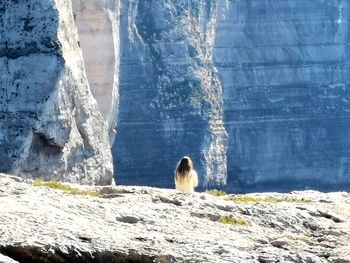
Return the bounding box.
[114,0,350,192]
[2,0,349,191]
[114,0,228,188]
[215,0,350,192]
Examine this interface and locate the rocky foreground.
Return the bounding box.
[0,174,350,263]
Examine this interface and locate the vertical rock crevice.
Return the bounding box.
[72,0,121,145]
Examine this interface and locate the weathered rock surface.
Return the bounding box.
[72,0,120,143]
[0,253,18,263]
[1,0,350,191]
[214,0,350,192]
[1,174,350,262]
[114,0,228,188]
[114,0,350,192]
[0,0,113,184]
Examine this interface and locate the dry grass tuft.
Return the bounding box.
[218,216,248,226]
[225,195,310,204]
[206,189,227,197]
[32,180,99,197]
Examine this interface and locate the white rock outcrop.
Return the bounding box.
[72,0,120,143]
[0,0,113,184]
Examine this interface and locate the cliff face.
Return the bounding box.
[1,0,349,191]
[114,0,228,188]
[214,0,350,191]
[114,0,350,191]
[0,0,113,184]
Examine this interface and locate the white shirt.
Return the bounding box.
[175,170,198,193]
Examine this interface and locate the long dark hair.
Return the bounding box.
[175,156,193,182]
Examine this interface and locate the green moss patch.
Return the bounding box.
[206,189,227,197]
[32,180,99,197]
[218,216,248,226]
[225,195,310,204]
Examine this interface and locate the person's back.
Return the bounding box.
[174,156,198,193]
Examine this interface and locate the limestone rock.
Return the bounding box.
[0,0,113,184]
[1,174,350,262]
[214,0,350,192]
[0,254,18,263]
[114,0,228,188]
[112,0,350,192]
[72,0,120,144]
[2,0,350,193]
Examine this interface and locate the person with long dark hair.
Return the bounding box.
[174,156,198,193]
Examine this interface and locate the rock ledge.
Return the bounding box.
[0,174,349,263]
